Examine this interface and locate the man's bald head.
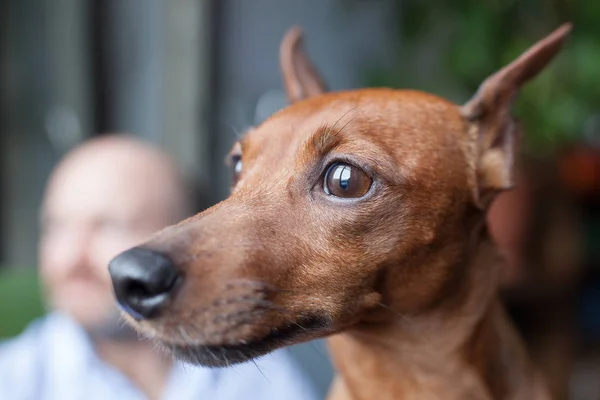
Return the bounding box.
[44,134,193,226]
[39,134,196,335]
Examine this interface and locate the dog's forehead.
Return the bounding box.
[242,89,469,175]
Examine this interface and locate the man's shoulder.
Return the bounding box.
[192,348,321,400]
[0,315,47,353]
[0,315,52,395]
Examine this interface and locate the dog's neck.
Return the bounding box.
[326,227,548,400]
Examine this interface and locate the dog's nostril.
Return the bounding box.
[108,247,180,320]
[126,280,154,299]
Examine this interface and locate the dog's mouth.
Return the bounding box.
[159,314,330,367]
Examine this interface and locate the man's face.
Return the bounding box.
[39,149,176,332]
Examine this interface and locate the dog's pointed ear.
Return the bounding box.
[280,26,328,103]
[461,23,572,210]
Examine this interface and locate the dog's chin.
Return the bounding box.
[159,314,330,368]
[166,338,285,368]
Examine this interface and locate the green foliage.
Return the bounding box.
[342,0,600,154]
[0,268,46,339]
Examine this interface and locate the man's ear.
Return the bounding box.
[279,26,328,103]
[461,23,572,210]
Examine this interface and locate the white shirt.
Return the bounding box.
[0,313,319,400]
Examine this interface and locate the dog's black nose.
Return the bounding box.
[109,247,180,320]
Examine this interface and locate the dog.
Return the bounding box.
[109,23,572,399]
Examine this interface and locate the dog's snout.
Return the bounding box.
[109,247,180,320]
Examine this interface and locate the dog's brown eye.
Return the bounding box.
[324,163,372,198]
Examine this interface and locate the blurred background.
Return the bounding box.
[0,0,599,399]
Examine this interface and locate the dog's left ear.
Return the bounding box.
[461,23,572,209]
[280,27,328,103]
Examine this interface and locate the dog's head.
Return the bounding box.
[108,25,571,367]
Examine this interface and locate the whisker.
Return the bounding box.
[218,118,250,139]
[152,341,163,354]
[178,325,195,346]
[293,322,309,332]
[330,106,359,133]
[250,358,271,383]
[221,348,231,368]
[336,109,361,136]
[206,347,221,364]
[136,330,153,341]
[117,317,129,329]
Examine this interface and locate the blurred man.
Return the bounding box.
[0,134,318,400]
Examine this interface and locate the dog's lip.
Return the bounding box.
[160,314,330,367]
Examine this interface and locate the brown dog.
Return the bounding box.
[109,23,572,400]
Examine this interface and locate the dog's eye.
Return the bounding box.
[324,163,372,198]
[231,155,242,184]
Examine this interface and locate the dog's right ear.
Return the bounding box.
[461,23,572,210]
[280,27,328,103]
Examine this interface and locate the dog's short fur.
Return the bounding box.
[111,24,572,399]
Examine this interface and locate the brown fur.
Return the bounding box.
[113,24,572,399]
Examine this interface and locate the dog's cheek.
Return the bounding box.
[275,196,404,321]
[377,236,468,317]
